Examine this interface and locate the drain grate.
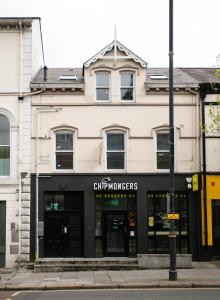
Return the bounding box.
[43,277,60,282]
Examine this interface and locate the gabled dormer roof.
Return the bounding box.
[84,40,147,68]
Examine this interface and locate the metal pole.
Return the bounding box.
[169,0,177,281]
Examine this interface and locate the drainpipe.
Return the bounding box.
[200,85,208,257]
[35,107,61,261]
[196,93,200,172]
[18,20,23,266]
[188,88,200,172]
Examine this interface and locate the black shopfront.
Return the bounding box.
[30,174,201,261]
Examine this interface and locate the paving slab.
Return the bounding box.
[1,261,220,291]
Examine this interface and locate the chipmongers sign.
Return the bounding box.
[93,177,138,191]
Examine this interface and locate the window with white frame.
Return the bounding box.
[156,131,170,170]
[0,114,10,176]
[106,131,125,170]
[96,71,110,101]
[120,71,134,101]
[55,131,74,170]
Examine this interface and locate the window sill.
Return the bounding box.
[95,100,111,103]
[120,99,135,103]
[105,169,127,173]
[0,177,18,185]
[53,169,75,173]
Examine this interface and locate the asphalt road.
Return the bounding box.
[3,288,220,300]
[0,291,14,300]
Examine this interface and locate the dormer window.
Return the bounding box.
[120,71,134,101]
[96,71,110,101]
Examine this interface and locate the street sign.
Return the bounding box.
[192,174,199,191]
[168,213,179,220]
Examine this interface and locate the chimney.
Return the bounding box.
[43,65,48,81]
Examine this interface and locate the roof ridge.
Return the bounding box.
[176,68,199,83]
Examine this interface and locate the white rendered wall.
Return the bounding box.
[31,94,198,174]
[0,21,42,267]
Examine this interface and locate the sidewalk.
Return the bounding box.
[1,261,220,291]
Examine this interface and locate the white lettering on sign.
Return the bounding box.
[93,177,138,191]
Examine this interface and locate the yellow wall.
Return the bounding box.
[201,175,220,246]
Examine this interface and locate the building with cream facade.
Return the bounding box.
[0,18,43,267]
[30,41,203,261]
[1,19,219,267]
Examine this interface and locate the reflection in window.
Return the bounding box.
[45,193,65,211]
[120,71,134,100]
[106,132,125,170]
[95,192,137,257]
[55,131,73,170]
[0,114,10,176]
[96,71,110,101]
[156,131,169,169]
[147,192,188,254]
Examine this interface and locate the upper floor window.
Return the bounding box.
[156,131,170,170]
[106,131,125,170]
[55,131,74,170]
[120,71,134,101]
[0,114,10,176]
[96,71,110,101]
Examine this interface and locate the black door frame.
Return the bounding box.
[212,199,220,258]
[44,192,84,257]
[0,201,6,267]
[103,210,128,257]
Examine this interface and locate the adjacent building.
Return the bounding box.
[0,17,43,267]
[182,68,220,259]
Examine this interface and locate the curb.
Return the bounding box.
[1,282,220,291]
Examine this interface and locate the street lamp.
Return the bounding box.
[169,0,177,281]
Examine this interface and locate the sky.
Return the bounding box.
[1,0,220,68]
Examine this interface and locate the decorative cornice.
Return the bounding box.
[84,40,147,68]
[91,63,140,75]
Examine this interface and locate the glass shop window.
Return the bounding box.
[147,192,188,254]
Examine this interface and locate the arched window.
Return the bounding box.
[55,130,74,170]
[106,131,125,170]
[0,114,10,176]
[156,130,170,170]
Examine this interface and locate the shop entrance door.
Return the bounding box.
[212,200,220,258]
[44,192,83,257]
[0,201,6,267]
[104,212,127,256]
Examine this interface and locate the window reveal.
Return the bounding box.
[55,131,73,170]
[96,71,110,101]
[106,132,125,170]
[120,71,134,100]
[0,114,10,176]
[156,131,170,170]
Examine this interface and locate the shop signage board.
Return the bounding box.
[94,177,138,191]
[167,213,179,220]
[192,174,199,191]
